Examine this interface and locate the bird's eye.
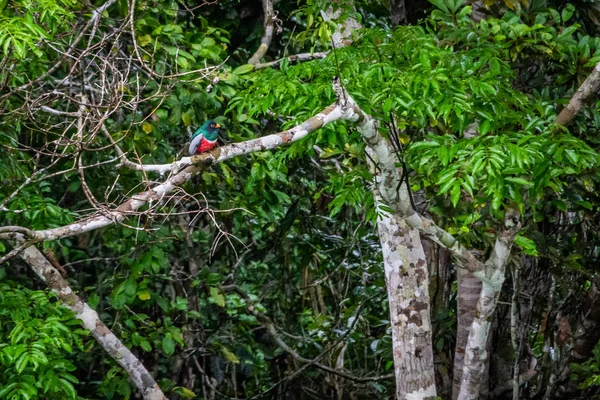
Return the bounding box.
[210,124,215,128]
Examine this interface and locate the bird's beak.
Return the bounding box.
[215,123,221,128]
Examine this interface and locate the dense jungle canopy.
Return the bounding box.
[4,0,600,399]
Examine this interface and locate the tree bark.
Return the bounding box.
[389,0,408,26]
[424,238,452,399]
[452,270,483,400]
[377,209,437,399]
[248,0,275,65]
[338,83,437,398]
[457,209,521,400]
[321,4,361,48]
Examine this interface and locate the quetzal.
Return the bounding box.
[188,120,221,155]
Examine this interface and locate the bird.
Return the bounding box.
[188,120,221,155]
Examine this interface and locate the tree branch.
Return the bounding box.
[253,51,329,70]
[0,0,118,101]
[555,61,600,128]
[248,0,276,66]
[19,244,167,400]
[0,100,349,246]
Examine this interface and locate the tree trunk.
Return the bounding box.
[389,0,408,26]
[377,211,437,400]
[424,238,452,399]
[457,209,520,400]
[453,269,483,399]
[424,238,450,317]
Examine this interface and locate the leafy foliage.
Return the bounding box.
[0,281,86,399]
[3,0,600,398]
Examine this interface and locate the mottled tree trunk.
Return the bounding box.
[458,283,502,400]
[453,269,482,399]
[424,238,450,317]
[423,238,452,399]
[377,211,437,400]
[457,209,520,400]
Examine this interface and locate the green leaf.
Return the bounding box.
[383,97,393,114]
[575,200,593,210]
[140,338,152,352]
[162,335,176,356]
[58,377,77,399]
[177,57,189,69]
[438,174,456,194]
[137,291,151,301]
[461,178,474,197]
[272,190,291,204]
[514,234,538,256]
[142,122,153,133]
[182,110,193,126]
[430,0,449,13]
[220,346,240,364]
[489,58,500,75]
[138,34,152,46]
[123,279,137,296]
[175,387,197,398]
[504,177,531,187]
[233,64,254,75]
[561,3,575,22]
[210,287,225,307]
[451,182,461,207]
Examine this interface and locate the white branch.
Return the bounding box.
[1,98,353,245]
[253,51,329,70]
[39,106,81,117]
[20,244,167,400]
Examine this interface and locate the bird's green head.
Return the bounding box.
[194,120,221,140]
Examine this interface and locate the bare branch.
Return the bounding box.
[38,106,81,117]
[253,51,329,70]
[0,99,350,246]
[248,0,277,66]
[0,0,118,100]
[555,61,600,128]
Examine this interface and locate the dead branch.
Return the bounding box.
[0,0,118,101]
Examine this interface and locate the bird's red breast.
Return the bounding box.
[197,137,217,154]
